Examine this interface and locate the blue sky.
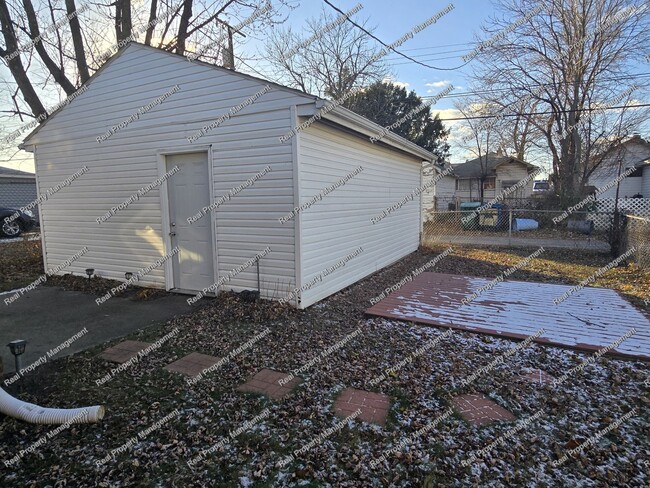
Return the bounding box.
[238,0,494,164]
[3,0,646,172]
[0,1,495,171]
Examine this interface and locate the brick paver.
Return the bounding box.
[451,393,515,426]
[164,352,222,378]
[333,388,391,426]
[520,368,554,386]
[237,368,302,400]
[100,340,153,363]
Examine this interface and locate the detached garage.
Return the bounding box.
[19,43,432,309]
[0,167,37,216]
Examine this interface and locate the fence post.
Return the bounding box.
[508,210,513,243]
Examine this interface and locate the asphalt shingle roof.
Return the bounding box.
[452,154,537,178]
[0,166,35,177]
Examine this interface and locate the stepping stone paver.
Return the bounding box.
[164,352,223,378]
[237,368,302,400]
[451,393,516,426]
[520,368,554,386]
[333,388,391,426]
[100,340,153,363]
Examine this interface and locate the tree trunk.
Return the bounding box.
[176,0,193,54]
[0,0,46,119]
[144,0,158,45]
[22,0,76,95]
[64,0,90,82]
[115,0,132,42]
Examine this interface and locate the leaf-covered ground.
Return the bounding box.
[0,236,42,292]
[1,245,649,487]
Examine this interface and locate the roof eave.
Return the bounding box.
[0,174,36,179]
[313,104,434,162]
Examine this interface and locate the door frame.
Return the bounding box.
[156,145,217,293]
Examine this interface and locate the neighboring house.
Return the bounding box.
[587,135,650,199]
[0,167,37,216]
[452,152,539,203]
[19,42,433,309]
[422,152,539,213]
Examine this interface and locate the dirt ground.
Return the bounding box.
[1,244,648,487]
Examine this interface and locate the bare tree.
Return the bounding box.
[470,0,650,204]
[0,0,289,150]
[264,8,387,98]
[455,100,501,204]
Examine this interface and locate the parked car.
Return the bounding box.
[533,180,552,193]
[0,207,38,238]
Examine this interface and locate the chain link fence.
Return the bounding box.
[422,209,611,251]
[622,214,650,268]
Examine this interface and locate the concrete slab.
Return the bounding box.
[423,235,610,251]
[100,340,154,363]
[0,286,189,374]
[164,352,222,378]
[451,394,516,426]
[237,368,302,400]
[366,272,650,361]
[334,387,391,426]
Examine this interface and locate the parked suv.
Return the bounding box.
[0,207,38,238]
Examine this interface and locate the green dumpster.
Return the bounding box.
[460,202,482,230]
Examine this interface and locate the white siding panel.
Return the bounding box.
[298,122,422,308]
[30,44,308,295]
[643,166,650,197]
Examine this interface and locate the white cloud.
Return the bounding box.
[425,80,451,88]
[382,77,410,89]
[425,80,452,94]
[430,108,476,164]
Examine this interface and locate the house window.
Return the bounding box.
[457,179,471,191]
[483,177,496,190]
[500,180,519,190]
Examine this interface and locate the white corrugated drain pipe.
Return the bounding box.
[0,387,104,424]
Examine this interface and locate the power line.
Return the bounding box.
[322,0,468,71]
[384,47,471,62]
[420,73,650,101]
[435,102,650,122]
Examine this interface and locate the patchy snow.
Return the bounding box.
[370,273,650,358]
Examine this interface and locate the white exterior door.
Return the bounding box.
[165,152,214,291]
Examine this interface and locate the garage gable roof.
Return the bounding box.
[21,43,434,161]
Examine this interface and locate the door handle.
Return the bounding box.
[169,231,176,237]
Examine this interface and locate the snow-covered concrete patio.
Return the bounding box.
[366,272,650,361]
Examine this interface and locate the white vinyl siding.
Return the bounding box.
[211,111,297,298]
[642,166,650,197]
[28,44,310,293]
[495,163,534,198]
[297,122,422,308]
[588,141,650,198]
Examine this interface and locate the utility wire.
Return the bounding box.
[420,73,650,101]
[435,103,650,122]
[322,0,468,71]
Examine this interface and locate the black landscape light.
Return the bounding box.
[125,272,133,281]
[86,268,95,280]
[7,340,27,373]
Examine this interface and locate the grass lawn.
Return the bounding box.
[0,243,648,487]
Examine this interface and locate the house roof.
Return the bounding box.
[21,43,434,162]
[593,135,650,169]
[0,166,35,179]
[452,154,538,178]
